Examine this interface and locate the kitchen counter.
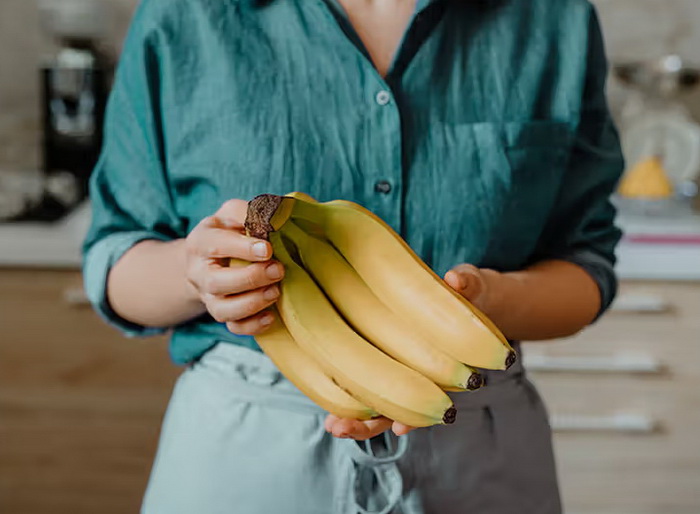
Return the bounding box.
[0,201,699,281]
[0,201,90,268]
[615,212,700,280]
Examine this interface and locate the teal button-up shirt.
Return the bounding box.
[83,0,624,365]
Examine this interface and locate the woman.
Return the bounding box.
[83,0,623,512]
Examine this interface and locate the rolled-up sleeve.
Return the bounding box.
[82,1,183,337]
[533,8,625,318]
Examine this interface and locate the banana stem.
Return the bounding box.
[269,231,295,265]
[245,194,295,239]
[288,197,325,227]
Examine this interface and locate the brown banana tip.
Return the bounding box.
[245,194,284,239]
[505,351,517,370]
[443,406,457,425]
[467,372,484,391]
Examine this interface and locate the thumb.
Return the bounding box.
[444,264,483,301]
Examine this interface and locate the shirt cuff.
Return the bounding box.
[83,231,173,337]
[558,248,618,320]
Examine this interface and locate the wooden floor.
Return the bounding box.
[0,269,181,514]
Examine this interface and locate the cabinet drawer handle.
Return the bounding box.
[63,287,90,306]
[550,413,660,434]
[523,353,664,374]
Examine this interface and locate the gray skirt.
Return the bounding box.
[141,343,561,514]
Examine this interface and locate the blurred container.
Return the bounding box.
[614,56,700,215]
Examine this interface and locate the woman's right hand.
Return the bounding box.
[184,199,285,335]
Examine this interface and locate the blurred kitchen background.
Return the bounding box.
[1,0,699,513]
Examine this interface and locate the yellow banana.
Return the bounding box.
[230,257,375,418]
[246,194,515,371]
[283,192,326,237]
[269,231,456,427]
[255,312,377,420]
[281,221,482,391]
[286,191,318,203]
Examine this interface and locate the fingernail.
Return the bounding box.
[266,263,283,280]
[263,286,279,301]
[260,312,274,326]
[448,272,464,290]
[253,241,269,258]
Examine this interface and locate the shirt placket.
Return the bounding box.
[317,0,447,235]
[366,81,404,231]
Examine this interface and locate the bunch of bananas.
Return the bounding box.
[240,192,515,428]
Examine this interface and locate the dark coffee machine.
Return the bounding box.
[18,0,113,222]
[42,43,109,204]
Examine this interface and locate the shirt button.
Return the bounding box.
[375,90,391,106]
[374,180,392,194]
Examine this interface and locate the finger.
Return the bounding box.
[198,261,284,296]
[329,418,361,438]
[451,263,480,277]
[331,417,393,440]
[204,215,244,231]
[391,422,417,437]
[362,417,395,435]
[324,415,340,433]
[444,269,465,291]
[195,223,272,261]
[206,285,280,324]
[351,418,394,440]
[225,310,276,336]
[213,199,249,226]
[445,265,482,299]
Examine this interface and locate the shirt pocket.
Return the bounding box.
[406,120,570,274]
[478,120,574,269]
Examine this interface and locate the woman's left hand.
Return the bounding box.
[443,263,493,310]
[324,415,415,440]
[324,263,495,441]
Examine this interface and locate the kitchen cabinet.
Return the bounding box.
[526,281,700,514]
[0,269,181,514]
